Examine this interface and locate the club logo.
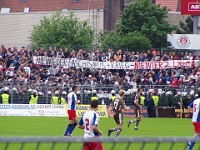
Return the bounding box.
[188,2,200,11]
[176,35,191,48]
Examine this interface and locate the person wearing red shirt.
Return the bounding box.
[171,75,179,88]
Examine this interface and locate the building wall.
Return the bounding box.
[193,16,200,34]
[104,0,124,31]
[167,13,190,27]
[0,10,104,48]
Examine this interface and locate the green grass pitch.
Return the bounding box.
[0,117,198,150]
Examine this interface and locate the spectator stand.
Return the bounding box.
[0,45,200,110]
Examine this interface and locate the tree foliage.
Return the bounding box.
[176,16,193,34]
[101,31,152,51]
[102,0,177,50]
[30,11,94,49]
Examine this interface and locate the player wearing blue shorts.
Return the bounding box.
[63,85,80,137]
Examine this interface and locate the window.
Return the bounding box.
[1,8,10,14]
[62,9,68,12]
[21,0,29,2]
[73,0,82,2]
[24,7,30,13]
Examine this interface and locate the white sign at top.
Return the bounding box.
[167,34,200,50]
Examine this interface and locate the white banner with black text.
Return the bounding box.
[33,56,199,70]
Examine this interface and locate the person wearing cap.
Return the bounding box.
[60,91,67,105]
[51,91,59,104]
[91,90,98,101]
[187,91,195,107]
[145,92,155,117]
[0,87,11,104]
[152,92,159,107]
[21,88,29,104]
[12,87,20,104]
[29,90,38,104]
[47,91,52,104]
[111,90,117,102]
[38,92,46,104]
[173,92,182,108]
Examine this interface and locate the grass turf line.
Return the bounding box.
[0,117,196,150]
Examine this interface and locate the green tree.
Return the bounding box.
[102,0,177,49]
[30,11,94,49]
[102,31,152,51]
[176,16,193,34]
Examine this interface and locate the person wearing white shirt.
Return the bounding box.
[130,78,137,89]
[24,64,30,76]
[63,85,80,137]
[78,100,104,150]
[188,91,200,150]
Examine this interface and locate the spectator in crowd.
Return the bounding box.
[51,90,60,104]
[0,45,200,108]
[0,87,10,104]
[60,91,67,104]
[145,92,154,117]
[29,90,38,104]
[91,90,98,101]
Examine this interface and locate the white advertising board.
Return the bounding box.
[0,104,67,117]
[167,34,200,50]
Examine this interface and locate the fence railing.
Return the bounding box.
[0,84,199,108]
[0,136,199,150]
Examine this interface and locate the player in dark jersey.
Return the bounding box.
[108,90,130,137]
[127,88,143,130]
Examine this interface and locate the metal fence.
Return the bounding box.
[0,136,199,150]
[0,84,199,108]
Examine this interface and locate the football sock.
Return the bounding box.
[115,129,122,137]
[130,119,137,123]
[188,136,197,150]
[64,124,73,136]
[135,120,139,128]
[69,123,77,134]
[110,127,118,132]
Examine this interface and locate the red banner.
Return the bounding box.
[181,0,200,15]
[134,60,197,70]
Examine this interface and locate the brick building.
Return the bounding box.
[0,0,190,47]
[0,0,124,31]
[0,0,188,31]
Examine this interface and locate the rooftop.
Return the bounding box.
[156,0,180,12]
[0,0,105,13]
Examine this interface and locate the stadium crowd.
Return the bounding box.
[0,45,200,107]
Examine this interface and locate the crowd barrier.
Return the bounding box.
[0,104,193,118]
[0,84,199,108]
[0,104,108,118]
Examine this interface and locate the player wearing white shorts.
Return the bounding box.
[78,100,104,150]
